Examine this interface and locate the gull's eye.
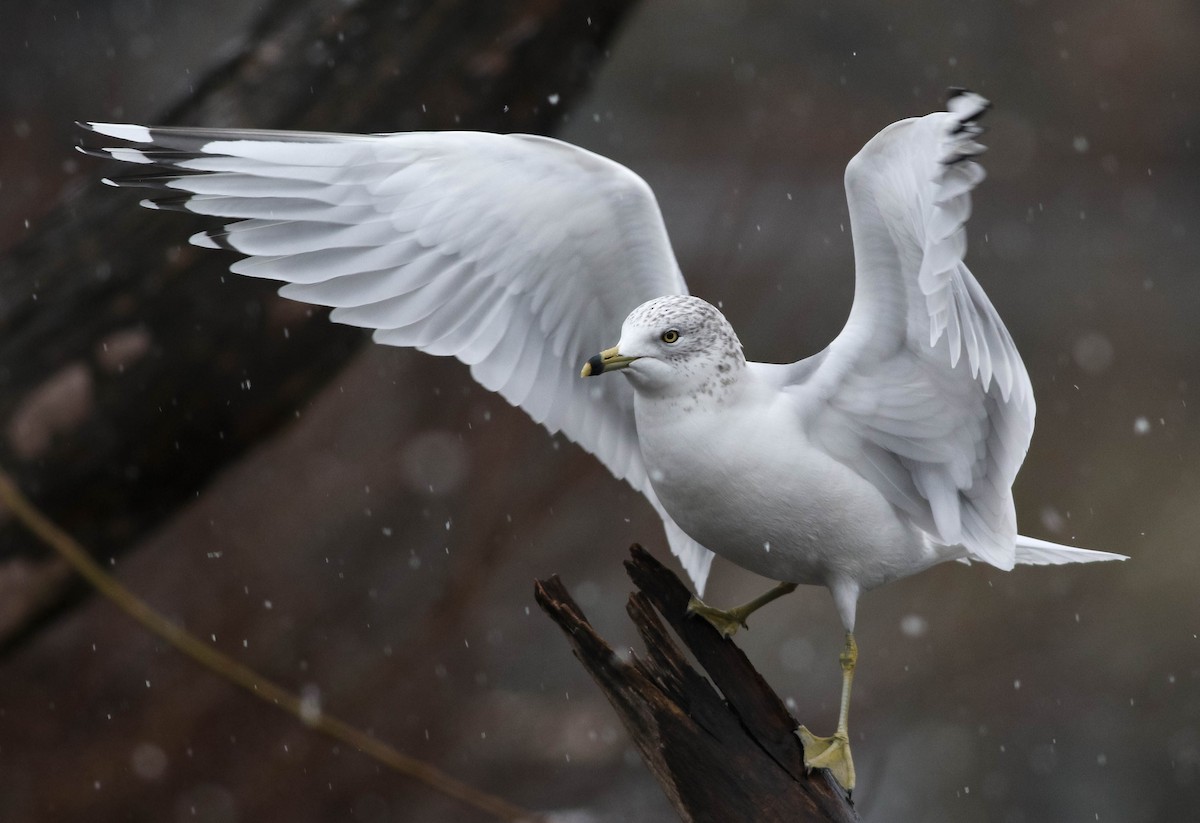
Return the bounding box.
[660,329,680,344]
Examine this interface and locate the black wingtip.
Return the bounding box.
[191,230,240,252]
[945,88,992,130]
[945,87,991,109]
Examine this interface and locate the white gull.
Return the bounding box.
[81,90,1127,791]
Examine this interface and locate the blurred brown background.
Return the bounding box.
[1,0,1198,820]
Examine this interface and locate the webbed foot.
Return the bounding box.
[798,726,856,791]
[685,581,798,638]
[685,596,748,637]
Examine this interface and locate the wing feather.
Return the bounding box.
[801,91,1034,569]
[83,123,718,593]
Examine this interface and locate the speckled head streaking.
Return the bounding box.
[584,295,745,398]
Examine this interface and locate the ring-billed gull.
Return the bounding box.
[81,89,1126,791]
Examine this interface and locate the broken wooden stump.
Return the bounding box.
[534,545,860,823]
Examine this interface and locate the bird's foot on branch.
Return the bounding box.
[685,596,749,637]
[798,726,856,792]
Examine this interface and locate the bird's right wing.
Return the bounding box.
[81,124,716,593]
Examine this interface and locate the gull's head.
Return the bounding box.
[581,295,745,397]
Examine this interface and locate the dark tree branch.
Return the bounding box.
[0,0,639,645]
[535,545,860,823]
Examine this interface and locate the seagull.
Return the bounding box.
[80,90,1126,791]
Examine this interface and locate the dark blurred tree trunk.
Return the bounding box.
[0,0,639,647]
[536,546,861,823]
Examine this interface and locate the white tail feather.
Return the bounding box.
[1013,534,1128,566]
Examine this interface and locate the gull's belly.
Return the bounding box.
[637,396,935,590]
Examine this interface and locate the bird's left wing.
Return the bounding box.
[794,92,1034,569]
[81,124,716,592]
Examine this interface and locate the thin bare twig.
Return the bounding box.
[0,469,540,823]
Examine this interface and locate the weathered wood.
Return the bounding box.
[0,0,639,644]
[535,545,860,823]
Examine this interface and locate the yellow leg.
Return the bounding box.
[686,581,798,638]
[798,632,857,792]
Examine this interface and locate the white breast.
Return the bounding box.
[633,373,944,590]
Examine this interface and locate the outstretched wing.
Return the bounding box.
[798,91,1035,569]
[81,124,717,592]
